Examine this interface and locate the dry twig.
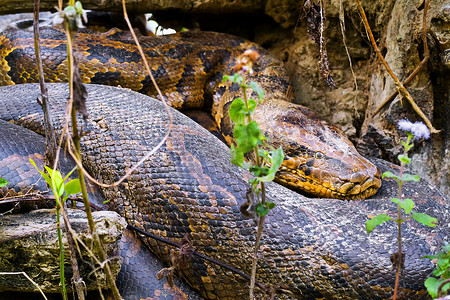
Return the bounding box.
[63,0,174,190]
[373,0,431,116]
[33,0,58,168]
[356,0,438,133]
[0,272,48,299]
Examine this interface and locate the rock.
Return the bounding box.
[0,209,127,293]
[358,0,450,197]
[267,0,449,198]
[0,0,263,15]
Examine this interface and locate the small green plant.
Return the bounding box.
[366,119,437,300]
[223,49,284,299]
[423,243,450,298]
[223,50,284,217]
[30,159,81,300]
[30,159,81,204]
[0,178,8,187]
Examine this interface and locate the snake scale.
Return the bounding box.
[0,25,448,299]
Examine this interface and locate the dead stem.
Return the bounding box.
[373,0,431,116]
[33,0,58,169]
[373,56,429,116]
[59,203,86,300]
[64,15,121,299]
[34,1,84,298]
[64,0,174,190]
[355,0,439,133]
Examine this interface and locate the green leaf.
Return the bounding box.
[248,99,257,112]
[62,167,77,185]
[430,251,448,260]
[402,138,414,151]
[249,81,264,100]
[402,198,415,214]
[444,242,450,252]
[382,171,399,180]
[401,173,420,182]
[258,147,284,182]
[391,198,415,214]
[45,166,64,197]
[440,280,450,295]
[366,214,391,234]
[398,154,411,164]
[433,267,446,277]
[272,147,284,167]
[249,165,269,177]
[44,166,63,183]
[233,73,243,84]
[425,277,450,299]
[234,121,260,153]
[437,258,449,270]
[0,178,8,187]
[242,161,253,169]
[258,148,270,160]
[222,73,243,84]
[255,203,270,217]
[63,179,81,202]
[390,198,401,205]
[63,5,76,14]
[249,178,259,188]
[230,144,244,167]
[422,254,440,260]
[229,98,246,125]
[424,277,439,299]
[29,158,52,189]
[255,202,276,217]
[412,212,437,227]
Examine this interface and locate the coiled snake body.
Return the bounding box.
[0,26,381,199]
[0,26,447,299]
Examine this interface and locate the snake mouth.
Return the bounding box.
[275,167,382,199]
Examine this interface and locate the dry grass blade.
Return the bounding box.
[0,272,48,299]
[339,0,357,91]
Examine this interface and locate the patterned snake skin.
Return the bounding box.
[0,25,382,199]
[0,24,447,299]
[0,83,448,299]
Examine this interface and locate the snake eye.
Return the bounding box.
[315,151,324,159]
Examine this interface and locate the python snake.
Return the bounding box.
[0,25,382,199]
[0,25,447,299]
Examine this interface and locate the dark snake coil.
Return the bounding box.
[0,25,448,299]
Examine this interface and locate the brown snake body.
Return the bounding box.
[0,25,381,199]
[1,25,445,299]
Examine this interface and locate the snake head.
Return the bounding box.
[253,100,382,199]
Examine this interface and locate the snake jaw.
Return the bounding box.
[276,156,382,199]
